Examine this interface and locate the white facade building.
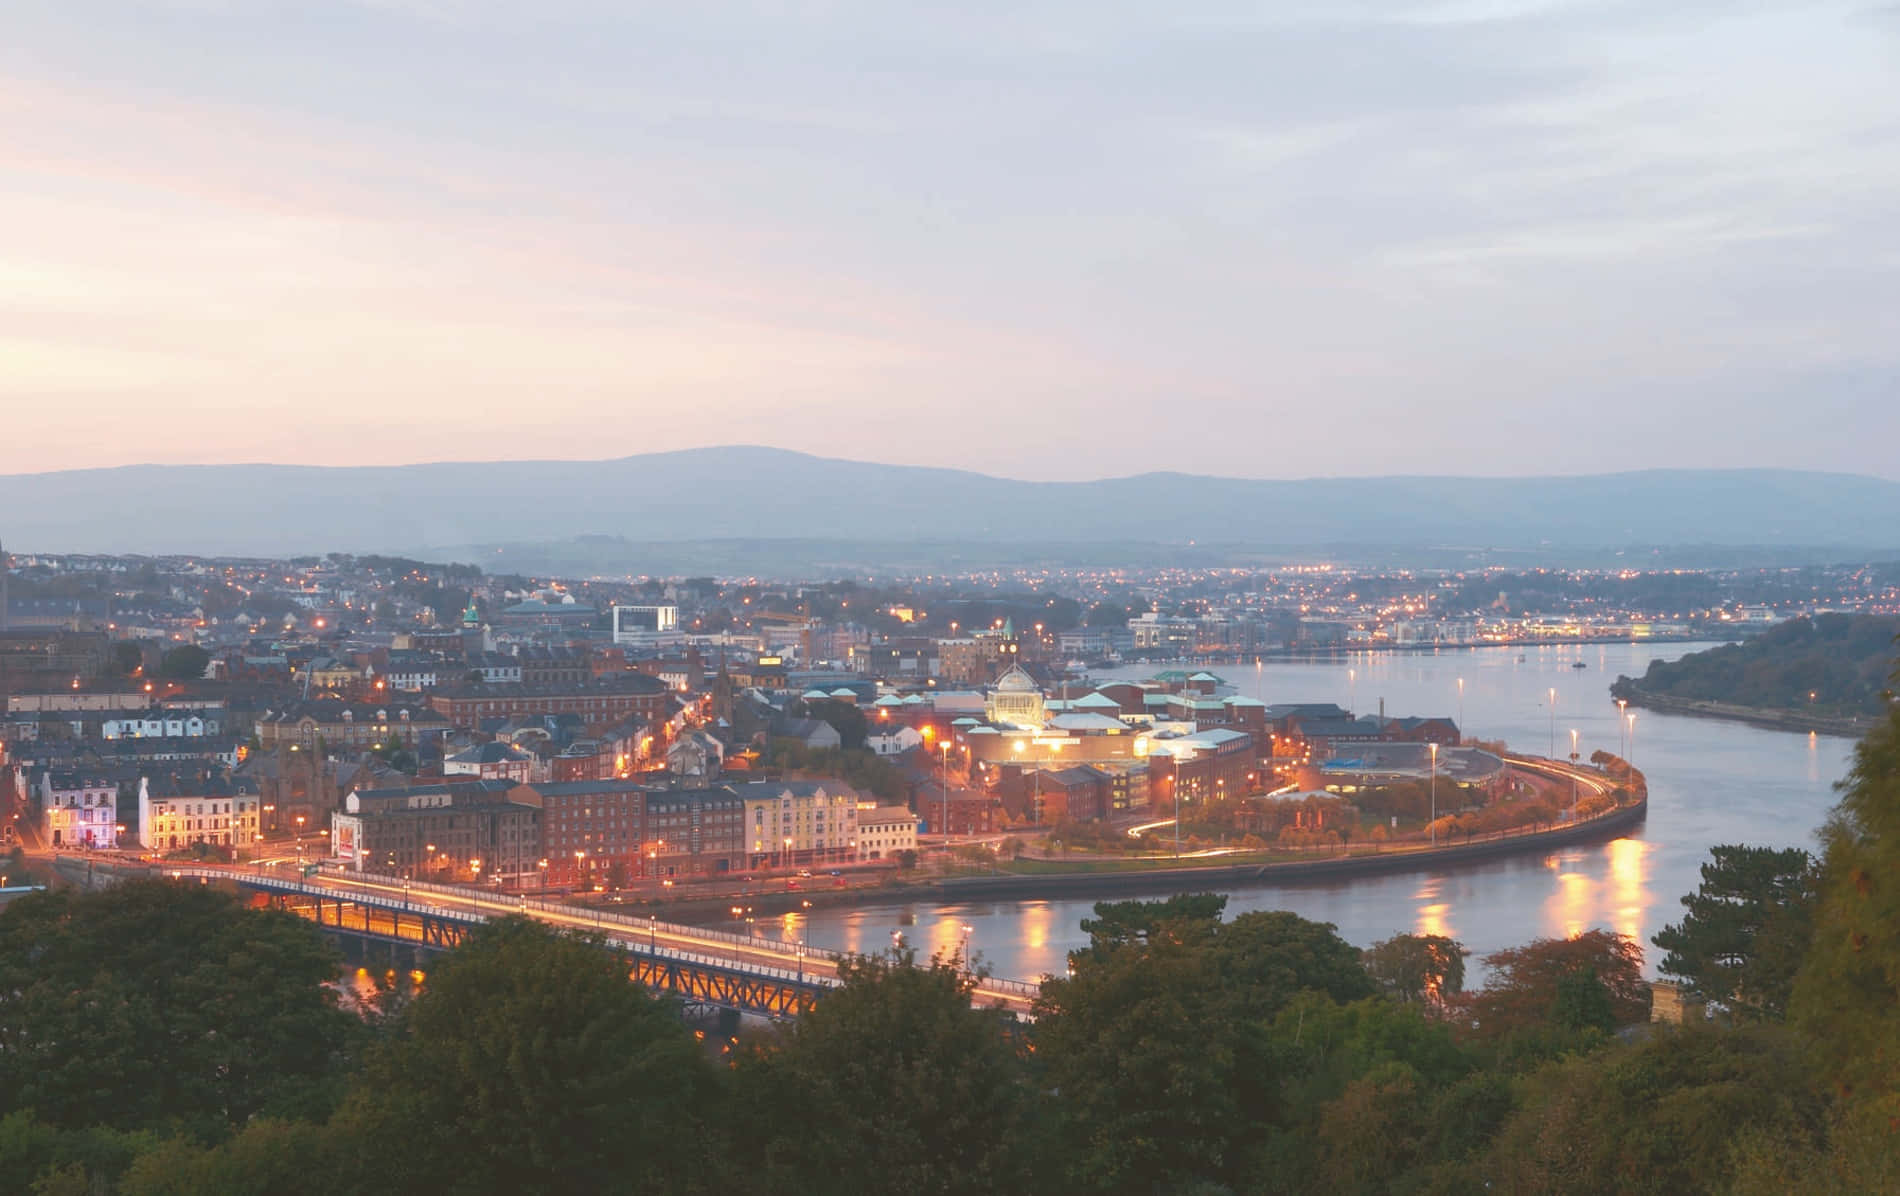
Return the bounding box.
[40,773,120,848]
[137,779,260,853]
[855,806,919,861]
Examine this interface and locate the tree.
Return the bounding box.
[331,918,720,1196]
[1206,910,1376,1023]
[1036,900,1371,1192]
[1076,892,1226,959]
[109,642,143,676]
[158,644,211,680]
[0,881,353,1135]
[1473,1025,1827,1195]
[1363,933,1468,1007]
[1790,689,1900,1110]
[1465,930,1649,1043]
[736,949,1040,1195]
[1034,934,1275,1192]
[1651,844,1815,1019]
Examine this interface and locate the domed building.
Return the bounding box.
[986,665,1046,729]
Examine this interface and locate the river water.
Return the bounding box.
[778,643,1856,981]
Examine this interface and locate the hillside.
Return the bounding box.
[4,447,1900,558]
[1611,614,1900,723]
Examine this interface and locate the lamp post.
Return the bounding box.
[1569,728,1580,814]
[1172,753,1183,859]
[572,849,585,888]
[1626,712,1637,772]
[1428,742,1439,847]
[940,740,952,844]
[649,914,658,952]
[1547,687,1557,759]
[1616,698,1628,759]
[1456,677,1465,733]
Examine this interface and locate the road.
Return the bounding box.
[140,856,1042,1013]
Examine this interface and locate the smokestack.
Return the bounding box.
[1379,697,1384,724]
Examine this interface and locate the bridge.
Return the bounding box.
[158,863,1042,1019]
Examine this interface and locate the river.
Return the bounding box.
[775,643,1855,981]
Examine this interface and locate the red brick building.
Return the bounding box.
[428,675,672,735]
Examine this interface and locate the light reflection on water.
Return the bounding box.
[795,643,1856,982]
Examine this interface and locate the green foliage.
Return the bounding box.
[331,917,721,1196]
[736,949,1040,1195]
[790,698,869,750]
[1612,614,1900,716]
[1471,1025,1828,1195]
[1652,844,1816,1019]
[0,881,353,1136]
[117,1119,336,1196]
[767,738,907,800]
[1036,898,1372,1192]
[1790,698,1900,1111]
[1075,892,1227,958]
[157,643,211,679]
[1363,933,1468,1006]
[1464,930,1650,1049]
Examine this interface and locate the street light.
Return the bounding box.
[1570,728,1580,814]
[939,740,952,844]
[1547,688,1557,759]
[1616,698,1628,759]
[1626,711,1637,771]
[1428,742,1439,847]
[1456,677,1465,733]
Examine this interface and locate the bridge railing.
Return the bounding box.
[172,862,1039,998]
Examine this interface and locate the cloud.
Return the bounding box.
[0,0,1895,481]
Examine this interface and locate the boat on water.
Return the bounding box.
[1572,661,1588,669]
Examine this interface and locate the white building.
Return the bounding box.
[442,741,535,785]
[855,806,919,861]
[611,604,683,648]
[101,710,221,740]
[137,778,260,853]
[40,772,120,849]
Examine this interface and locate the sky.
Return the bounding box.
[4,0,1897,481]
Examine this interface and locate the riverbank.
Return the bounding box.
[1618,691,1876,738]
[661,763,1648,924]
[927,798,1647,903]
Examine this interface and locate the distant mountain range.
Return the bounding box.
[4,447,1899,564]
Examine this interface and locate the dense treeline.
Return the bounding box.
[1612,613,1900,716]
[8,690,1900,1192]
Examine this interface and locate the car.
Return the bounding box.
[796,869,812,878]
[786,880,801,890]
[827,869,841,877]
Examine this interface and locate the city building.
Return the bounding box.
[985,665,1047,729]
[643,785,747,877]
[443,740,536,784]
[427,675,671,735]
[255,699,446,751]
[331,780,540,885]
[855,805,918,861]
[39,771,120,848]
[137,771,260,854]
[733,780,860,868]
[611,604,682,647]
[523,777,653,888]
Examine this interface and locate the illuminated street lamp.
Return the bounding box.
[1429,742,1439,847]
[1547,688,1557,759]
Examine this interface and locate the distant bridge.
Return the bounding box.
[158,864,1040,1019]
